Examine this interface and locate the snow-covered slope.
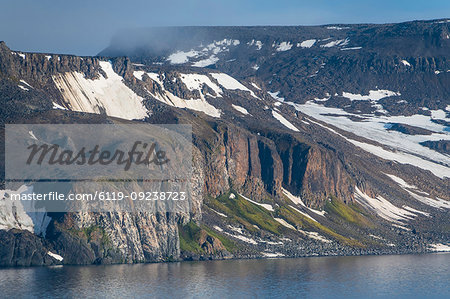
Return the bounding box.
[53,61,148,120]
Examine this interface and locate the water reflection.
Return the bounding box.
[0,254,449,298]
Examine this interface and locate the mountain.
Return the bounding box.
[0,19,449,266]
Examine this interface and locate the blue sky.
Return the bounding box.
[1,0,449,56]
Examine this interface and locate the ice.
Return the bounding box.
[272,110,299,132]
[232,104,250,115]
[166,50,199,64]
[298,39,316,48]
[53,61,148,120]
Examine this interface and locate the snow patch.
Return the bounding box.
[274,218,296,230]
[239,193,274,211]
[47,251,63,261]
[167,50,199,64]
[275,42,293,52]
[298,39,316,48]
[354,186,417,224]
[272,110,299,132]
[232,104,250,115]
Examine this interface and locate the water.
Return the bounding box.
[0,253,449,298]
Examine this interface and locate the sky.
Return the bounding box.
[0,0,449,56]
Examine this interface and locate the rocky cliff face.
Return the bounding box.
[1,19,449,266]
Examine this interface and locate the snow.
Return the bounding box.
[211,209,228,218]
[287,100,450,178]
[0,185,51,237]
[272,110,299,132]
[52,102,67,110]
[239,193,274,211]
[298,39,316,48]
[210,73,258,98]
[326,26,350,30]
[28,131,38,141]
[354,186,417,224]
[179,73,222,96]
[252,64,259,71]
[301,231,332,243]
[385,174,417,189]
[261,252,285,258]
[282,188,305,206]
[232,104,250,115]
[20,80,33,88]
[283,188,326,217]
[289,205,317,222]
[213,225,223,232]
[53,61,148,120]
[401,60,411,66]
[18,53,26,59]
[45,55,52,60]
[428,243,450,252]
[192,55,219,67]
[18,85,29,91]
[47,251,63,261]
[386,174,450,210]
[321,38,349,47]
[274,218,296,230]
[247,39,263,50]
[167,50,199,64]
[133,71,222,118]
[342,89,400,101]
[223,231,258,245]
[268,91,284,102]
[275,42,293,52]
[251,83,261,90]
[341,47,362,51]
[229,193,236,199]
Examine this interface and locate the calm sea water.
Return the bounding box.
[0,253,448,298]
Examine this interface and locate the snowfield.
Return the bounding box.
[53,61,148,120]
[288,99,450,178]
